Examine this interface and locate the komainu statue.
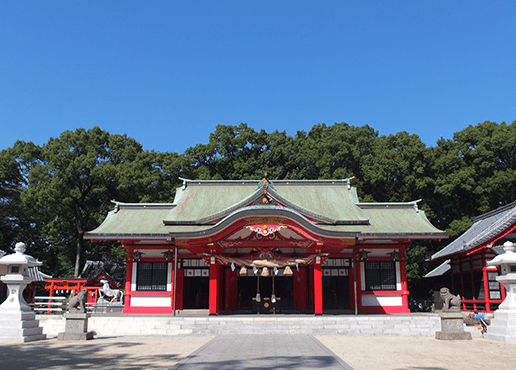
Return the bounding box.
[68,289,88,313]
[440,287,461,311]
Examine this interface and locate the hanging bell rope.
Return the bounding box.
[212,254,320,269]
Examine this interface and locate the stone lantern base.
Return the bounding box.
[484,309,516,343]
[435,312,472,340]
[58,313,94,341]
[0,311,47,343]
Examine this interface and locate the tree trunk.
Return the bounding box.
[74,238,82,278]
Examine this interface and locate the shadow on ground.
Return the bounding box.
[0,338,182,370]
[173,355,346,369]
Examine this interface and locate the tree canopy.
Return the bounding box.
[1,121,515,292]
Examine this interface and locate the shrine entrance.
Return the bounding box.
[183,275,209,309]
[323,275,350,310]
[237,273,295,313]
[182,259,210,309]
[220,264,311,314]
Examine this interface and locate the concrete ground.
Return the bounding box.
[0,334,515,370]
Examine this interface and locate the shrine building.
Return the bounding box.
[85,177,447,315]
[426,201,516,312]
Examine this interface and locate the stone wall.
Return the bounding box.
[38,314,441,337]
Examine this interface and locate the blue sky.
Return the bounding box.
[1,1,515,154]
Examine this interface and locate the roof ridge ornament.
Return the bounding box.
[344,176,355,190]
[412,199,422,212]
[179,177,189,190]
[110,200,120,213]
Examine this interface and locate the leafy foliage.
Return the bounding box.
[2,120,516,295]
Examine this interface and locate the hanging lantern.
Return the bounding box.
[231,262,236,271]
[358,250,370,260]
[284,266,293,276]
[389,250,400,261]
[240,266,247,275]
[253,266,258,275]
[261,267,269,277]
[273,267,279,276]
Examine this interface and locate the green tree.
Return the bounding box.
[0,141,45,258]
[431,121,516,238]
[361,131,434,204]
[17,127,164,277]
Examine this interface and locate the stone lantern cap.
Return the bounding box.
[488,241,516,267]
[0,242,42,267]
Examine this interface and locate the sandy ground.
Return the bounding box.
[317,335,516,370]
[1,335,515,370]
[0,336,213,370]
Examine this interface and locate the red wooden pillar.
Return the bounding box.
[481,250,490,312]
[314,260,323,315]
[349,264,355,311]
[47,281,55,314]
[209,258,219,315]
[356,260,363,312]
[174,265,184,310]
[124,257,133,312]
[399,246,410,313]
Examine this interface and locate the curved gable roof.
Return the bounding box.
[432,201,516,260]
[164,178,368,225]
[85,178,447,242]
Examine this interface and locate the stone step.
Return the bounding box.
[38,314,440,337]
[0,326,45,337]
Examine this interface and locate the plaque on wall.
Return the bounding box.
[490,291,501,299]
[487,270,501,300]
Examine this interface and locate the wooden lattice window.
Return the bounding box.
[364,261,396,291]
[136,262,168,291]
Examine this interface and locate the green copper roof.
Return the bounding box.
[85,178,447,241]
[85,203,174,238]
[165,178,368,224]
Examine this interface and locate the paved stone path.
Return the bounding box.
[170,334,354,369]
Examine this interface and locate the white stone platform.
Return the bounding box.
[38,313,441,337]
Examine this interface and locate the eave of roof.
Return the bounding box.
[431,201,516,260]
[423,259,451,278]
[84,178,447,242]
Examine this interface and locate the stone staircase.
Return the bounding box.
[38,313,440,338]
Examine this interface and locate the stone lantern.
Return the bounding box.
[484,240,516,342]
[0,242,46,343]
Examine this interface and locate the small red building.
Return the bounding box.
[85,177,447,315]
[427,202,516,312]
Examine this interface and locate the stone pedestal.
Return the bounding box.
[58,313,94,341]
[484,310,516,342]
[0,242,46,343]
[0,311,46,343]
[484,241,516,342]
[483,251,516,341]
[435,312,472,340]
